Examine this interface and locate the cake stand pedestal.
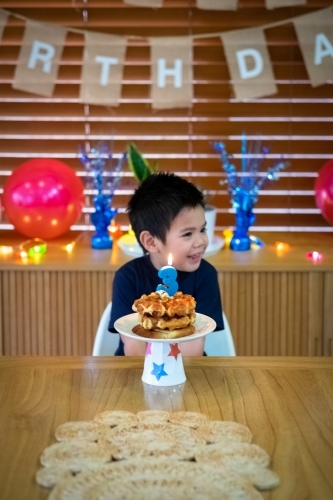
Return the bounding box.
[142,340,186,386]
[114,313,216,387]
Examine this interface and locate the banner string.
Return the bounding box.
[1,5,332,40]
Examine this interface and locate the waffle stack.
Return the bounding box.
[132,291,197,339]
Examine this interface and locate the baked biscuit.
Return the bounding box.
[136,410,170,423]
[40,441,114,467]
[168,411,209,428]
[55,421,110,442]
[93,410,138,427]
[194,440,270,467]
[194,420,253,444]
[85,470,262,500]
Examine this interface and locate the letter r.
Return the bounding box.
[28,40,56,74]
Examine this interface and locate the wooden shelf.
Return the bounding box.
[0,231,332,272]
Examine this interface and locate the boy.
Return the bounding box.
[108,172,224,356]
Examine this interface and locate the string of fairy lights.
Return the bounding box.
[0,228,324,263]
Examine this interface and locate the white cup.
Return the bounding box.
[205,205,217,246]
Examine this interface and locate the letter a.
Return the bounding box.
[314,33,333,65]
[28,40,55,74]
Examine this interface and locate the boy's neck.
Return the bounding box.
[148,252,164,271]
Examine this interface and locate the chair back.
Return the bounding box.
[92,302,120,356]
[204,312,236,356]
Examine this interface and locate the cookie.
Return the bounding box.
[36,466,74,488]
[194,440,271,467]
[168,411,209,428]
[50,458,186,500]
[84,472,262,500]
[55,421,110,442]
[136,410,170,423]
[110,429,197,460]
[35,459,104,488]
[107,422,204,450]
[40,440,114,467]
[93,410,138,427]
[194,420,252,444]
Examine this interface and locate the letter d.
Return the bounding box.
[236,48,263,79]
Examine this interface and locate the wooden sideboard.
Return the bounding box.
[0,232,332,356]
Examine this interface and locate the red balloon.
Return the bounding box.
[315,160,333,226]
[2,159,84,239]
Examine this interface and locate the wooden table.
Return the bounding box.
[0,356,332,499]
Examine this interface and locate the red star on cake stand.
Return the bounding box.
[114,313,216,387]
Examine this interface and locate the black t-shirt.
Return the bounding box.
[109,255,224,355]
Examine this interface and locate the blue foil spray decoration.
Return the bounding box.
[214,139,288,251]
[79,144,126,249]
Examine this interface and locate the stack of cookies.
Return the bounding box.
[36,410,280,500]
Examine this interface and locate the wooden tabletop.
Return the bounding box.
[0,231,333,272]
[0,356,332,499]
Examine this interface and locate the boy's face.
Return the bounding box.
[151,206,209,272]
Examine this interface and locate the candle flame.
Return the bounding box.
[168,253,173,266]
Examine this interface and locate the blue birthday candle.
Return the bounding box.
[156,253,178,296]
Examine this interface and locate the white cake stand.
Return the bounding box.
[114,313,216,387]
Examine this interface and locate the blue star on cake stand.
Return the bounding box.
[114,313,216,387]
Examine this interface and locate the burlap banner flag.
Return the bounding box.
[124,0,163,7]
[150,36,193,109]
[0,9,9,42]
[266,0,306,9]
[293,7,333,88]
[221,27,277,100]
[13,21,67,97]
[80,32,127,106]
[196,0,238,10]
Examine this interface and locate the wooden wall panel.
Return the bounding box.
[323,273,333,356]
[1,270,115,355]
[218,270,324,357]
[0,268,329,356]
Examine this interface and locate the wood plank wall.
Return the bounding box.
[0,0,333,236]
[1,269,332,356]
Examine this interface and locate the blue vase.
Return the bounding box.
[230,190,256,251]
[90,195,117,250]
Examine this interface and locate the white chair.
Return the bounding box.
[92,302,236,356]
[92,302,120,356]
[204,313,236,356]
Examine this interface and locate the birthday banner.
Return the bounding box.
[12,20,67,97]
[196,0,238,10]
[293,7,333,87]
[221,27,277,100]
[0,8,8,41]
[150,36,193,109]
[123,0,306,9]
[266,0,306,9]
[80,31,127,106]
[124,0,163,7]
[1,6,333,108]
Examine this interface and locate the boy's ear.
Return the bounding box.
[139,231,159,253]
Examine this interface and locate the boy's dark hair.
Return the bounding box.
[128,173,205,250]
